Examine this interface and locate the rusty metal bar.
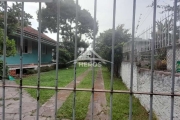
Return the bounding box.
[2,85,180,96]
[19,2,24,120]
[149,0,156,120]
[171,0,177,119]
[91,0,97,119]
[36,2,42,120]
[72,0,78,119]
[129,0,136,119]
[2,2,7,120]
[110,0,116,119]
[54,0,60,119]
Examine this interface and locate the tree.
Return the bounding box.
[0,28,16,78]
[40,0,97,38]
[53,47,71,68]
[0,2,33,35]
[39,0,97,60]
[96,25,131,77]
[0,28,16,57]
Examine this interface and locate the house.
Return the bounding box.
[6,26,56,75]
[123,38,151,62]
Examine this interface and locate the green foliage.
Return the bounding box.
[41,66,53,72]
[40,0,94,58]
[0,28,16,57]
[156,59,167,71]
[62,40,89,60]
[26,69,37,75]
[58,47,71,64]
[40,0,98,39]
[0,2,33,35]
[53,47,71,67]
[0,60,8,79]
[96,25,130,77]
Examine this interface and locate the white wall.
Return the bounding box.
[167,46,180,70]
[121,62,180,120]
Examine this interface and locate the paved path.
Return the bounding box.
[0,69,90,120]
[0,81,47,120]
[35,69,90,118]
[85,68,109,120]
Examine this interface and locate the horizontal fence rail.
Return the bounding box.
[1,85,180,96]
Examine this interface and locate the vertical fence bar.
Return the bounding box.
[72,0,78,119]
[91,0,97,119]
[168,11,170,46]
[165,12,167,46]
[129,0,136,120]
[148,27,150,50]
[171,0,177,119]
[54,0,60,119]
[2,2,7,120]
[19,2,24,120]
[149,0,156,120]
[179,6,180,42]
[36,2,42,120]
[171,13,174,46]
[161,18,163,48]
[179,7,180,41]
[161,18,164,48]
[154,25,156,49]
[150,26,152,50]
[110,0,116,119]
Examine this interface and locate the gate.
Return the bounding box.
[0,0,179,120]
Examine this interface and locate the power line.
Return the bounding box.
[137,0,160,33]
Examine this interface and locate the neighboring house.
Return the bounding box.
[5,26,56,75]
[123,38,151,62]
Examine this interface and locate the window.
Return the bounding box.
[42,44,47,54]
[23,40,28,53]
[18,40,32,54]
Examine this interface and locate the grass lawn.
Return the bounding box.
[102,67,157,120]
[16,66,88,104]
[57,67,98,120]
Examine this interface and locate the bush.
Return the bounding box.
[41,66,52,72]
[136,61,141,67]
[53,47,72,68]
[156,59,167,70]
[49,65,55,70]
[0,60,8,79]
[26,69,37,75]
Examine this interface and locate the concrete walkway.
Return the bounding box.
[0,81,47,120]
[35,69,90,118]
[0,69,90,120]
[85,68,109,120]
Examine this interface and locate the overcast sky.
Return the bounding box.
[21,0,173,41]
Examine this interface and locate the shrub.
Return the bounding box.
[53,47,72,68]
[41,66,52,72]
[0,60,8,79]
[156,59,167,70]
[49,65,55,70]
[26,69,37,75]
[136,61,141,67]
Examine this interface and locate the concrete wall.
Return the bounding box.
[167,46,180,71]
[121,62,180,120]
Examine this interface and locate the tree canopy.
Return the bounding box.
[40,0,98,39]
[0,28,16,57]
[0,2,33,35]
[96,25,131,77]
[40,0,97,62]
